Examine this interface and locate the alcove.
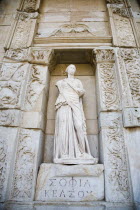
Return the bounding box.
[43,49,99,163]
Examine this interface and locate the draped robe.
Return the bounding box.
[53,78,94,163]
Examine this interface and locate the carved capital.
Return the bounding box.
[29,48,54,65]
[93,48,115,63]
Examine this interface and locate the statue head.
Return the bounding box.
[65,64,76,76]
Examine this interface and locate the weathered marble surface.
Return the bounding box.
[35,163,104,202]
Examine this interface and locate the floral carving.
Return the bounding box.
[106,117,131,200]
[99,63,120,110]
[10,129,35,200]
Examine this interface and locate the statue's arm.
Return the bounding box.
[75,79,85,97]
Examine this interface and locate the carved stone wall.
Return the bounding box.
[0,0,139,209]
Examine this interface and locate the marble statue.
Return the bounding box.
[53,64,98,164]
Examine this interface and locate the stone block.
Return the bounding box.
[125,128,140,203]
[0,127,18,201]
[10,129,44,201]
[21,111,46,130]
[123,108,140,127]
[35,163,104,202]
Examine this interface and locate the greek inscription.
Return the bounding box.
[69,177,77,187]
[78,191,84,198]
[68,190,75,198]
[49,179,56,186]
[59,178,67,187]
[59,190,66,198]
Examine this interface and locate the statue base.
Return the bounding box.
[54,158,98,165]
[35,163,104,202]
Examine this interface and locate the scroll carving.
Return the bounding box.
[10,129,35,200]
[118,49,140,107]
[106,117,131,201]
[99,63,120,110]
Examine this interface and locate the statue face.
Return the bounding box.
[66,64,76,75]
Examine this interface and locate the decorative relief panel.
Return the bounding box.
[117,48,140,107]
[108,5,136,47]
[9,12,38,49]
[97,63,120,110]
[5,49,29,62]
[0,63,29,108]
[25,65,49,111]
[0,110,20,127]
[123,108,140,127]
[10,129,43,201]
[99,113,131,202]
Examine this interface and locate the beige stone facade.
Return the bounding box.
[0,0,140,209]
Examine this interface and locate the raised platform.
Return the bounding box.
[35,163,104,202]
[54,157,98,165]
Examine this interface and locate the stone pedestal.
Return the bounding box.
[35,163,104,202]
